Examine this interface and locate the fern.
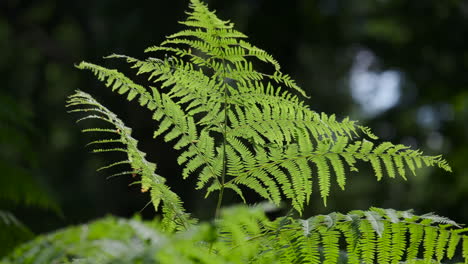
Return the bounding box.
[2,0,465,263]
[1,216,166,264]
[74,0,450,213]
[265,208,468,264]
[4,207,467,264]
[66,90,195,231]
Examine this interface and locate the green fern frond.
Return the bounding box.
[3,205,467,264]
[206,134,450,210]
[75,62,157,108]
[4,1,464,263]
[78,56,226,187]
[92,49,450,212]
[67,90,194,231]
[267,208,467,264]
[2,216,166,264]
[75,0,450,215]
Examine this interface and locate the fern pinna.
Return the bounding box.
[4,0,464,263]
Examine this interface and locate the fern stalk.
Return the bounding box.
[215,54,230,219]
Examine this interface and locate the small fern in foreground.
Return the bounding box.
[2,0,465,263]
[3,207,468,263]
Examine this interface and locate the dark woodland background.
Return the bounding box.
[1,0,467,243]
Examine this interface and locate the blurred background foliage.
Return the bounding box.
[0,0,467,256]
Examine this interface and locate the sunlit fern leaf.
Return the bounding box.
[359,220,377,263]
[319,227,341,264]
[407,224,424,260]
[75,0,450,214]
[435,227,450,262]
[66,90,194,231]
[338,219,361,264]
[447,230,462,260]
[424,226,438,261]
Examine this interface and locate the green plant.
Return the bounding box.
[3,0,467,263]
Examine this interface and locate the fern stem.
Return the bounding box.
[215,81,229,219]
[215,52,230,219]
[215,186,224,219]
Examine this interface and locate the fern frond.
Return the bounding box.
[77,58,223,197]
[212,134,450,210]
[4,205,467,264]
[226,102,366,147]
[75,62,155,105]
[266,207,467,264]
[75,0,451,215]
[3,216,167,263]
[11,0,464,263]
[67,90,194,231]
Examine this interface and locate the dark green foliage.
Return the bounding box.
[0,94,58,209]
[0,94,59,256]
[2,0,465,263]
[0,211,33,258]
